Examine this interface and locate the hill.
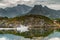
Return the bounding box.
[28,5,60,19]
[0,4,32,17]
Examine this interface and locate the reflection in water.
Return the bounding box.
[0,37,7,40]
[0,34,32,40]
[0,32,60,40]
[43,32,60,40]
[49,38,60,40]
[17,25,29,32]
[0,25,29,32]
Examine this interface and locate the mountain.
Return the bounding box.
[27,5,60,19]
[0,4,60,18]
[0,4,32,18]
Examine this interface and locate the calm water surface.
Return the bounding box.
[0,32,60,40]
[0,34,32,40]
[43,31,60,40]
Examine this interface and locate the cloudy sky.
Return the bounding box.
[0,0,60,10]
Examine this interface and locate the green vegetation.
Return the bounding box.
[0,14,54,28]
[14,14,53,24]
[55,18,60,23]
[0,29,54,38]
[0,14,56,38]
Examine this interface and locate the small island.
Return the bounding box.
[0,14,60,39]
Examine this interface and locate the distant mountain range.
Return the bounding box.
[0,4,60,18]
[0,4,32,18]
[28,5,60,19]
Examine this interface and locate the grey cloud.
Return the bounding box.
[51,0,60,2]
[0,0,59,10]
[48,0,60,4]
[0,0,3,1]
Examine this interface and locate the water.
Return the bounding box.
[43,32,60,40]
[0,34,32,40]
[17,25,29,32]
[0,25,30,40]
[0,32,60,40]
[0,25,29,32]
